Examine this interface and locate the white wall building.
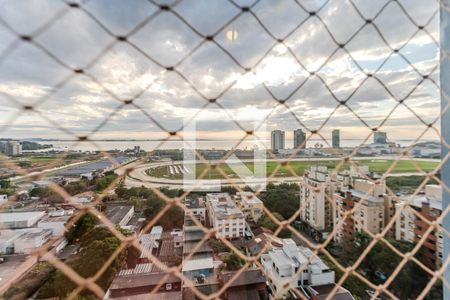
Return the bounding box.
[0,228,52,254]
[261,239,335,298]
[185,196,206,224]
[38,215,71,236]
[206,193,245,240]
[5,141,22,156]
[235,192,264,222]
[0,211,46,229]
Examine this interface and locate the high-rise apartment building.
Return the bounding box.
[271,130,285,152]
[5,141,22,156]
[374,131,388,144]
[334,180,394,242]
[332,129,340,148]
[293,129,306,149]
[395,185,443,269]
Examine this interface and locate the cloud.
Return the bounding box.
[0,0,440,144]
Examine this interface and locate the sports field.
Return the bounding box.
[146,159,439,180]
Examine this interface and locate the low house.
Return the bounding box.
[218,269,268,300]
[261,239,335,298]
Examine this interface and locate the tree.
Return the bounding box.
[65,213,99,243]
[222,252,243,271]
[261,183,299,220]
[209,239,229,253]
[257,213,291,238]
[37,235,126,298]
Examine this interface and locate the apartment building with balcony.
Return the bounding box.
[235,192,264,222]
[299,166,335,241]
[261,239,335,298]
[395,185,443,269]
[206,193,245,240]
[334,179,394,242]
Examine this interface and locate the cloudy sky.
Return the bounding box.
[0,0,441,146]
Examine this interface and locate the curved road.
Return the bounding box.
[115,157,439,189]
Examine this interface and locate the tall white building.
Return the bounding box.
[5,141,22,156]
[299,165,372,241]
[206,193,245,240]
[271,130,285,152]
[261,239,335,298]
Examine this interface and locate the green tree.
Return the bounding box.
[257,213,291,238]
[261,183,299,220]
[65,213,99,243]
[209,239,229,253]
[222,252,243,271]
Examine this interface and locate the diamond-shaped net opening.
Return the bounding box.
[0,0,447,299]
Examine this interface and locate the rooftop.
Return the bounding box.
[182,256,214,272]
[236,192,263,205]
[220,268,266,287]
[0,211,46,223]
[104,205,134,225]
[206,193,244,220]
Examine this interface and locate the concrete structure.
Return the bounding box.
[105,205,135,227]
[0,211,46,229]
[70,191,94,204]
[335,180,393,242]
[395,185,443,269]
[206,193,245,240]
[332,129,340,148]
[38,215,71,236]
[185,196,206,224]
[235,192,264,222]
[218,269,268,300]
[261,239,335,298]
[0,228,52,254]
[293,129,306,149]
[271,130,285,152]
[299,166,335,241]
[5,141,22,156]
[373,131,388,144]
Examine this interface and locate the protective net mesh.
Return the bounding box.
[0,0,448,299]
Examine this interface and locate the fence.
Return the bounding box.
[0,0,448,299]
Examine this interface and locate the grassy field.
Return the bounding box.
[146,159,439,180]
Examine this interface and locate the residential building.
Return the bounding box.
[206,193,245,240]
[335,180,393,242]
[5,141,22,156]
[106,231,182,299]
[271,130,285,152]
[293,129,306,149]
[261,239,335,298]
[332,129,340,148]
[235,192,264,222]
[185,195,206,224]
[246,232,282,256]
[395,185,443,269]
[218,269,268,300]
[299,166,336,241]
[373,131,388,144]
[0,211,46,229]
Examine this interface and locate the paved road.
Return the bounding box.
[116,157,438,189]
